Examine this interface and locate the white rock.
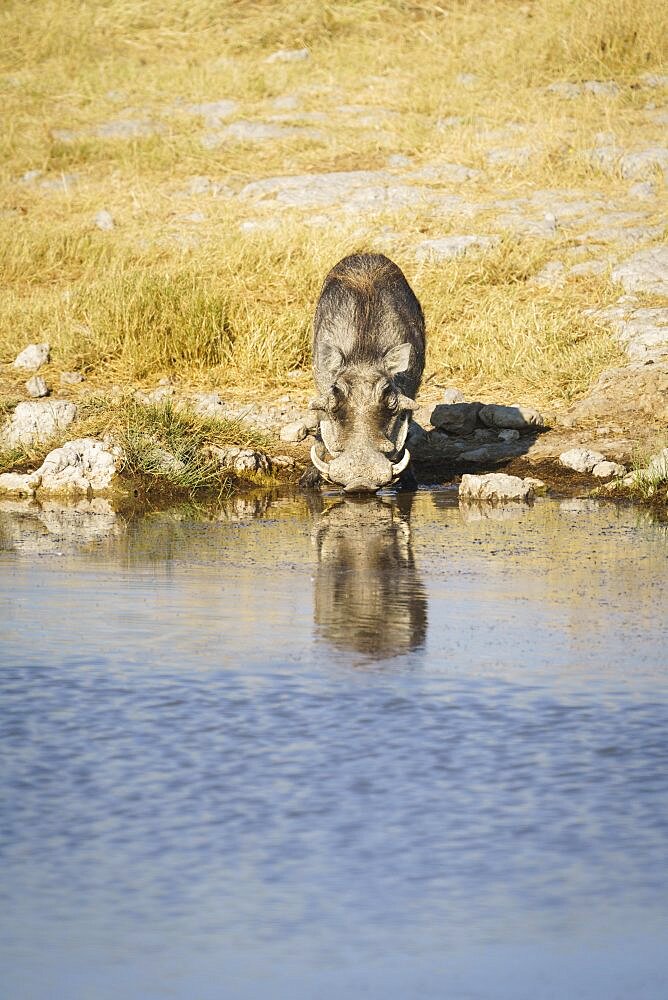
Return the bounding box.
[583,80,620,97]
[443,387,465,404]
[13,343,50,371]
[415,234,499,262]
[646,447,668,478]
[25,375,49,398]
[612,246,668,295]
[265,48,310,64]
[35,438,119,494]
[1,400,77,447]
[523,477,547,495]
[498,428,520,442]
[619,147,668,180]
[530,260,566,288]
[0,472,40,496]
[232,449,272,474]
[459,473,534,502]
[190,392,225,418]
[628,180,657,199]
[271,455,296,469]
[280,420,308,443]
[60,371,85,385]
[478,404,545,430]
[559,448,607,473]
[94,209,114,231]
[592,460,626,478]
[485,146,535,167]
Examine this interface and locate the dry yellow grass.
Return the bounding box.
[1,0,666,409]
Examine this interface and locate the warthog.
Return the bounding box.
[303,253,425,492]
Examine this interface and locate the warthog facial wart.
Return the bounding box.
[303,253,426,492]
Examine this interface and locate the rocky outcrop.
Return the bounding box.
[1,401,77,447]
[0,438,119,497]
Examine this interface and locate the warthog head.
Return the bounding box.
[309,343,418,492]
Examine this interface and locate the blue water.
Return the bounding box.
[1,491,667,999]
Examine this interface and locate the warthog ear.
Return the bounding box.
[384,342,412,376]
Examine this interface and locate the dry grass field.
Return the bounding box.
[1,0,666,410]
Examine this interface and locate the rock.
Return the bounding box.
[459,444,509,463]
[181,99,239,125]
[485,146,535,167]
[152,448,186,475]
[430,402,481,436]
[188,392,225,419]
[524,477,547,495]
[134,386,174,405]
[35,438,119,494]
[646,447,668,478]
[25,375,49,398]
[611,246,668,295]
[271,455,297,469]
[546,81,583,98]
[442,387,465,404]
[530,260,566,288]
[472,428,497,442]
[94,119,163,140]
[559,447,607,473]
[584,80,620,97]
[478,404,545,430]
[13,342,50,371]
[60,371,85,385]
[207,446,271,475]
[619,147,668,180]
[94,209,114,231]
[209,120,324,145]
[459,473,534,502]
[568,259,607,277]
[456,73,478,87]
[280,420,309,443]
[0,472,40,497]
[640,73,668,87]
[592,460,626,478]
[628,180,657,199]
[265,48,310,63]
[1,400,77,447]
[415,234,499,262]
[498,428,520,442]
[409,162,481,183]
[558,360,668,429]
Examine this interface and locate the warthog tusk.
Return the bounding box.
[391,448,411,478]
[311,445,331,478]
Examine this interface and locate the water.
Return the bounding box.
[1,491,667,999]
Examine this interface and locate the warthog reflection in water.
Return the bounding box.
[312,495,427,659]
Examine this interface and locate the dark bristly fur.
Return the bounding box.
[302,254,426,493]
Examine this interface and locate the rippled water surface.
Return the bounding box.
[1,491,667,999]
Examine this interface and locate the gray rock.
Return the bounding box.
[13,342,50,371]
[592,460,626,478]
[640,74,668,87]
[583,80,620,97]
[280,420,308,443]
[472,428,497,442]
[94,118,163,140]
[478,404,545,430]
[189,392,226,418]
[628,180,657,199]
[442,387,465,404]
[546,81,582,98]
[612,246,668,295]
[182,99,238,125]
[265,48,310,64]
[524,477,547,495]
[568,259,608,277]
[459,473,534,502]
[134,386,174,405]
[485,146,535,167]
[497,212,557,237]
[530,260,566,288]
[36,438,119,494]
[619,147,668,179]
[456,73,478,87]
[409,162,481,183]
[270,455,297,470]
[646,447,668,478]
[60,371,85,385]
[415,234,499,262]
[25,375,49,398]
[559,447,607,473]
[1,400,77,447]
[94,209,114,231]
[498,428,520,442]
[430,402,481,436]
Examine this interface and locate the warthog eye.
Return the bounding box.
[328,381,348,413]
